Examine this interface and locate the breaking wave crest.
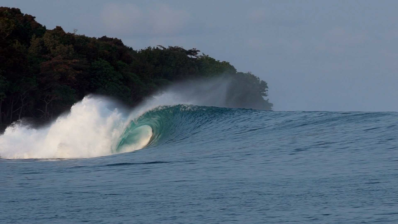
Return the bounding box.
[0,89,188,159]
[0,97,148,159]
[0,95,234,159]
[0,77,264,160]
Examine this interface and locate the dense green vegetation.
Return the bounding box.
[0,7,272,129]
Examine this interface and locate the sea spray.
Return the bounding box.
[0,97,127,159]
[0,89,195,159]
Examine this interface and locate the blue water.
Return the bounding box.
[1,106,398,223]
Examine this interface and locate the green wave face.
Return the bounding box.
[115,106,175,153]
[116,124,153,153]
[115,105,236,154]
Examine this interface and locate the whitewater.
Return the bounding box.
[0,77,237,159]
[1,83,398,223]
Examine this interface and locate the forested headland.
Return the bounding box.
[0,7,272,130]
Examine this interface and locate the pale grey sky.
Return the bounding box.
[3,0,398,111]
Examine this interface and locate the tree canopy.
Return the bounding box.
[0,7,272,130]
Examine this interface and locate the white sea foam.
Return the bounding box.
[0,97,125,159]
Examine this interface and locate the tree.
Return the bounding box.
[0,73,9,124]
[90,59,131,102]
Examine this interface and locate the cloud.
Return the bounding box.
[101,3,190,37]
[148,5,190,35]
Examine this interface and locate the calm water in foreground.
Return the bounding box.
[1,107,398,223]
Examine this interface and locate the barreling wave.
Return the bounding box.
[0,76,265,160]
[1,90,396,160]
[0,90,237,159]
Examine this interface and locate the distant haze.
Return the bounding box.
[3,0,398,111]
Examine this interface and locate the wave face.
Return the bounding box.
[0,77,270,159]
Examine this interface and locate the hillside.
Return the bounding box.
[0,7,272,129]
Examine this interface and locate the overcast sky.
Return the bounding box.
[3,0,398,111]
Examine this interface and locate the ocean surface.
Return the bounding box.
[1,96,398,223]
